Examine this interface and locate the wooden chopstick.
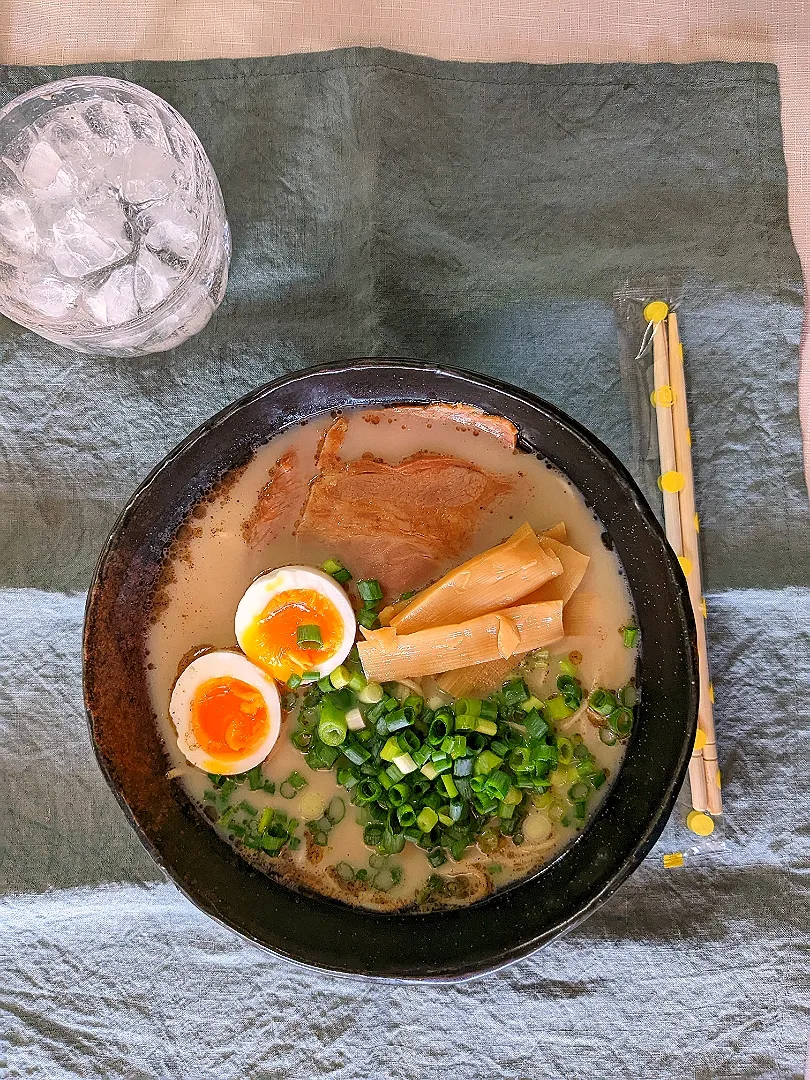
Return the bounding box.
[647,303,708,814]
[650,315,684,558]
[667,312,722,815]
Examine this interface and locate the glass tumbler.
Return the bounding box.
[0,76,230,357]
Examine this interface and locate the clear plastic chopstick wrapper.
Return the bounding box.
[0,77,230,357]
[614,286,725,864]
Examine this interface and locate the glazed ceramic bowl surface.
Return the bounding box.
[83,360,697,980]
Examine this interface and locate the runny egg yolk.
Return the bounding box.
[241,588,344,681]
[191,676,269,759]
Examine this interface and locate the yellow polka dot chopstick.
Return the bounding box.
[648,300,684,562]
[645,301,722,817]
[667,310,722,816]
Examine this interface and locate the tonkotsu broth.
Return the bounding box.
[147,406,637,912]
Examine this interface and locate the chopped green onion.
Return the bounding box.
[348,671,367,694]
[622,625,639,649]
[428,715,452,745]
[335,861,355,882]
[520,695,545,713]
[329,665,351,689]
[326,797,345,824]
[337,766,359,789]
[287,673,302,689]
[380,828,406,855]
[453,756,474,777]
[318,701,348,746]
[484,770,511,800]
[345,706,365,731]
[609,708,634,738]
[555,736,574,764]
[442,735,467,759]
[556,674,583,709]
[502,680,529,707]
[380,736,401,762]
[398,730,420,754]
[357,607,380,629]
[321,557,345,576]
[474,749,503,776]
[356,778,383,805]
[247,765,264,790]
[358,681,384,704]
[545,695,574,721]
[357,579,383,603]
[416,806,439,833]
[301,670,321,683]
[558,658,579,678]
[402,695,424,718]
[420,761,439,780]
[392,752,418,775]
[475,718,498,736]
[441,774,459,798]
[453,713,476,731]
[321,558,352,584]
[372,868,397,891]
[619,683,638,707]
[599,726,618,746]
[257,807,273,834]
[296,624,323,649]
[385,709,411,732]
[387,782,410,807]
[286,771,307,790]
[589,688,616,715]
[342,740,371,765]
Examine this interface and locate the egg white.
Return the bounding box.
[169,649,281,774]
[234,565,356,679]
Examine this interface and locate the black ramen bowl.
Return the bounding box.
[83,359,698,981]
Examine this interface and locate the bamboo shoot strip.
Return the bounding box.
[436,655,524,698]
[442,553,593,697]
[540,521,567,542]
[386,522,562,634]
[358,601,564,683]
[524,537,591,605]
[561,592,605,638]
[668,311,722,815]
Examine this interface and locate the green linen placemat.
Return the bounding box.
[1,48,808,1080]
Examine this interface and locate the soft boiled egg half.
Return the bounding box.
[235,565,356,683]
[170,650,282,775]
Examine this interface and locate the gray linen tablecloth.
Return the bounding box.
[1,49,808,1079]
